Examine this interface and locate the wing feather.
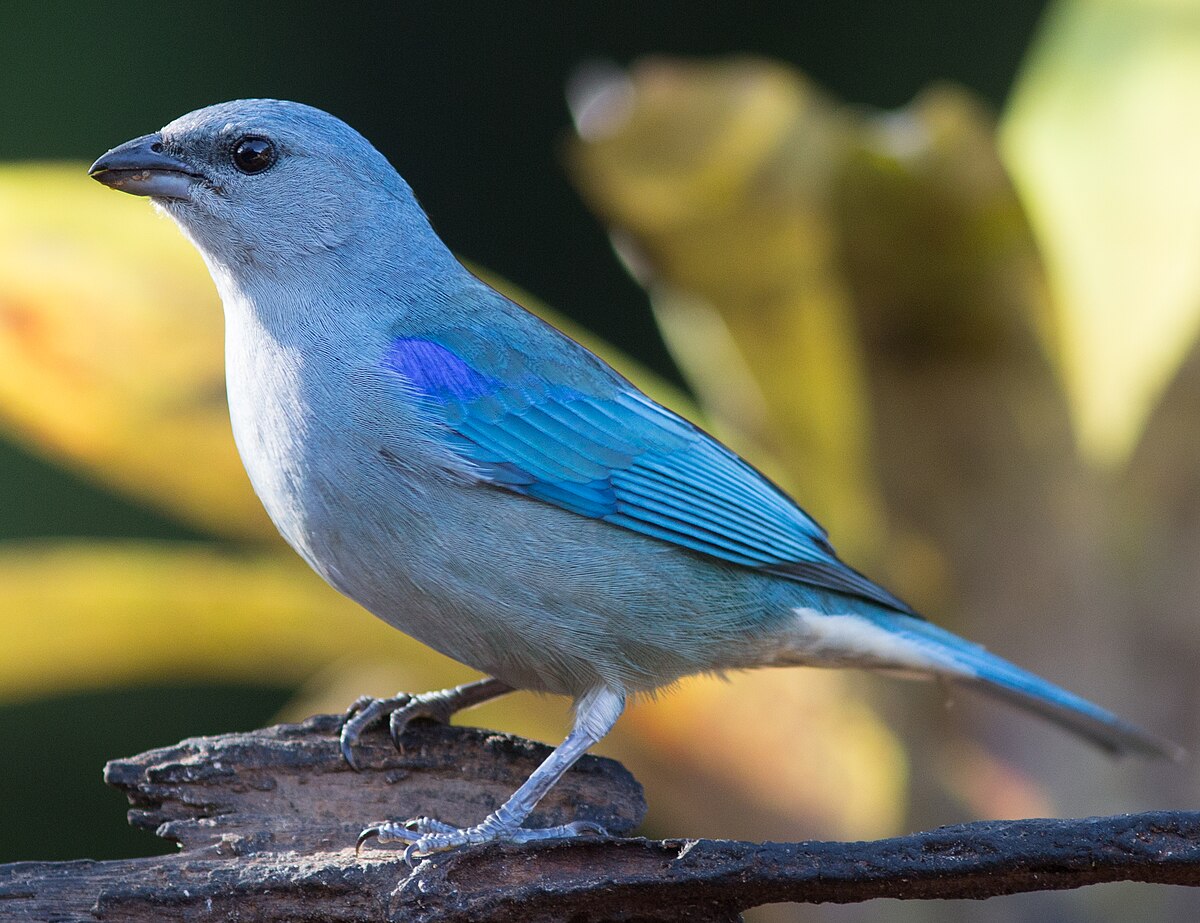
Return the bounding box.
[388,336,914,613]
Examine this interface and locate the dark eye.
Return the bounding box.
[232,137,275,174]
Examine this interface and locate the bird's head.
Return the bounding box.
[89,99,429,275]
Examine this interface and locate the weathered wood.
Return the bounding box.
[103,714,645,854]
[0,714,1196,922]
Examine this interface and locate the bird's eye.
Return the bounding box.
[232,137,275,175]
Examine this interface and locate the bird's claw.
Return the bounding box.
[355,816,609,866]
[355,825,381,857]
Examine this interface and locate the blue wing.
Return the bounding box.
[386,334,913,614]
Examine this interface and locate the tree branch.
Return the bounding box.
[1,714,1196,922]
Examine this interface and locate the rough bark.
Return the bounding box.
[1,714,1196,922]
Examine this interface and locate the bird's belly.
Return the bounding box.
[281,454,797,697]
[225,356,795,697]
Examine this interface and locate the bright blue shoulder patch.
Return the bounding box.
[385,337,501,402]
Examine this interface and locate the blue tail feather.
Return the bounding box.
[881,614,1180,760]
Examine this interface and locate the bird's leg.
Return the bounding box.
[357,685,625,862]
[339,677,514,769]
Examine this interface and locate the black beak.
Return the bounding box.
[89,133,203,199]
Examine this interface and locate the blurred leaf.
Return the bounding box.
[838,86,1055,370]
[833,86,1079,616]
[935,739,1054,821]
[618,670,907,839]
[1002,0,1200,467]
[0,166,274,539]
[0,539,454,702]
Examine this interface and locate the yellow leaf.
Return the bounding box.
[0,539,462,702]
[620,671,907,839]
[1002,0,1200,466]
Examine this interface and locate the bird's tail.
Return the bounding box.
[801,608,1181,759]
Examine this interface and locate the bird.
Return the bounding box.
[89,99,1174,860]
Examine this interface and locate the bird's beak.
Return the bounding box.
[88,133,203,200]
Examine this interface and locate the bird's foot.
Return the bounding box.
[356,814,608,865]
[339,693,414,770]
[353,687,623,864]
[382,689,470,746]
[339,679,513,770]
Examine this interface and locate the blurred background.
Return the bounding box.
[2,2,1198,921]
